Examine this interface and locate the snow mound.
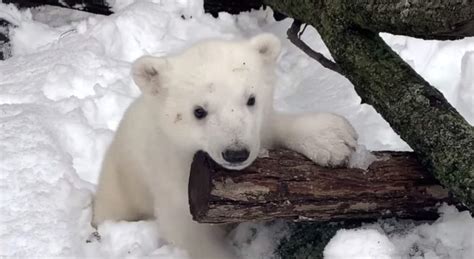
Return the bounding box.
[324,205,474,259]
[349,145,378,170]
[324,229,396,259]
[83,220,189,258]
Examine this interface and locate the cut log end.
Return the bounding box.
[189,150,462,224]
[188,151,213,221]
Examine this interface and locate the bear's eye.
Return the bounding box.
[193,106,207,120]
[247,96,256,106]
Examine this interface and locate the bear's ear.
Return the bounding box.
[132,55,169,96]
[249,33,281,63]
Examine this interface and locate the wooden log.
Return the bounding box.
[189,150,461,224]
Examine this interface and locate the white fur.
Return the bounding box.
[92,34,358,259]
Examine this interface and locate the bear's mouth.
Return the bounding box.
[219,161,252,170]
[202,150,255,171]
[195,151,253,170]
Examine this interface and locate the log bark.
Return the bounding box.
[189,150,460,224]
[264,0,474,211]
[346,0,474,40]
[265,0,474,40]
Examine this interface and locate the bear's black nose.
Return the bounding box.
[222,149,250,163]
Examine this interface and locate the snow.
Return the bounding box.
[324,205,474,259]
[0,1,473,258]
[348,145,378,170]
[324,228,397,259]
[83,220,188,258]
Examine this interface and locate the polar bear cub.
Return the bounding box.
[92,34,357,258]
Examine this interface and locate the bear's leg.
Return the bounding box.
[155,193,236,259]
[92,158,154,227]
[269,112,358,167]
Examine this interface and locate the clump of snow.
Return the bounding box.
[82,220,189,258]
[324,228,397,259]
[0,3,24,25]
[9,13,63,55]
[389,204,474,259]
[324,205,474,259]
[348,144,378,170]
[31,6,94,27]
[258,148,270,158]
[1,0,473,258]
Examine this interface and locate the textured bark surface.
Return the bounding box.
[266,0,474,39]
[189,150,460,224]
[265,0,474,211]
[349,0,474,40]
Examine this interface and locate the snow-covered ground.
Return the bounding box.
[1,1,473,258]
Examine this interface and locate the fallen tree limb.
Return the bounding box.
[346,0,474,40]
[264,0,474,211]
[189,150,461,224]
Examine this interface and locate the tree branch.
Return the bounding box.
[265,0,474,210]
[347,0,474,40]
[287,20,342,74]
[265,0,474,40]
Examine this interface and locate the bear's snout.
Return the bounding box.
[222,148,250,164]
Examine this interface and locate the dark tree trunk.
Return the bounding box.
[264,0,474,211]
[189,150,460,224]
[346,1,474,40]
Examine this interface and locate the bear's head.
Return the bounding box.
[132,34,281,169]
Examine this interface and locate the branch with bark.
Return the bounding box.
[287,20,341,74]
[189,150,460,224]
[347,0,474,40]
[263,0,474,211]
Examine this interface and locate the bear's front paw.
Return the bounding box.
[292,114,358,167]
